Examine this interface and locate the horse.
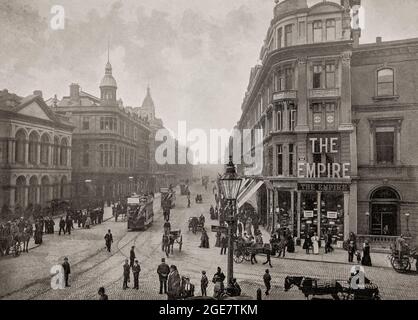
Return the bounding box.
[284,276,343,300]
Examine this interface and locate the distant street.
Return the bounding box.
[1,184,417,300]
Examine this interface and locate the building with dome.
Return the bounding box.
[49,58,152,206]
[235,0,418,247]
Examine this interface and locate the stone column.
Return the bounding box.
[36,142,41,164]
[283,102,289,132]
[57,147,61,167]
[273,108,277,132]
[339,51,354,131]
[369,122,375,165]
[317,191,322,237]
[349,182,358,235]
[8,139,14,164]
[295,57,309,132]
[273,144,277,176]
[9,187,15,208]
[49,144,53,165]
[396,123,402,165]
[272,188,276,233]
[24,185,29,208]
[290,190,295,234]
[68,148,72,167]
[24,141,29,165]
[297,191,301,239]
[344,191,350,239]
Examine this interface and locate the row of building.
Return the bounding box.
[0,59,193,214]
[234,0,418,246]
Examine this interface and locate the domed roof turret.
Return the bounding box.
[100,61,117,88]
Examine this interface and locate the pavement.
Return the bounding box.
[1,186,417,300]
[256,227,393,269]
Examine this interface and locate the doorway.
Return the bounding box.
[369,187,400,236]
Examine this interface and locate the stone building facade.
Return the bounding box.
[235,0,418,246]
[0,90,73,214]
[50,60,151,206]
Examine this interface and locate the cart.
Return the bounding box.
[388,246,417,273]
[162,230,183,255]
[188,217,204,234]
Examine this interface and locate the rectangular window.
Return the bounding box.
[82,117,90,130]
[277,144,283,175]
[289,144,295,176]
[325,103,336,129]
[284,67,293,90]
[326,19,336,41]
[277,109,283,131]
[299,21,306,39]
[289,107,297,131]
[376,128,394,164]
[313,20,322,43]
[285,24,293,47]
[313,103,323,129]
[313,65,322,89]
[377,69,395,96]
[277,28,282,49]
[325,63,336,88]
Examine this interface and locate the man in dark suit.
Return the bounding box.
[122,259,130,289]
[181,277,195,299]
[104,230,113,252]
[132,260,141,290]
[157,258,170,294]
[263,269,272,296]
[58,217,66,235]
[62,257,71,287]
[130,246,136,267]
[65,215,73,235]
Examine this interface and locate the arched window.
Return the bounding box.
[15,130,27,163]
[60,138,68,166]
[53,137,59,166]
[29,131,39,164]
[15,176,26,207]
[28,176,38,205]
[61,176,68,199]
[40,176,50,205]
[40,134,50,165]
[377,68,394,96]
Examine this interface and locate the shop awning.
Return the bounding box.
[237,179,264,208]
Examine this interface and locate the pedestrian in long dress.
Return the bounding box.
[361,240,372,266]
[130,246,136,267]
[311,232,320,255]
[105,230,113,252]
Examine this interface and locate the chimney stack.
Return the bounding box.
[70,83,80,100]
[33,90,43,98]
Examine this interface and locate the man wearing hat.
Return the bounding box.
[157,258,170,294]
[130,246,136,267]
[62,257,71,287]
[132,260,141,290]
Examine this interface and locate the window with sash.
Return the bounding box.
[313,21,322,43]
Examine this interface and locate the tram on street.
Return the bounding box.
[127,194,154,231]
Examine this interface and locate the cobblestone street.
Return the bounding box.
[1,185,417,300]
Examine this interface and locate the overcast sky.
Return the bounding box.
[1,0,418,137]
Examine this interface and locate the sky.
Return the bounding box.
[1,0,418,139]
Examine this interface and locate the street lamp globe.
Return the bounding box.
[220,157,242,201]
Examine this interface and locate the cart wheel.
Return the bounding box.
[233,254,244,264]
[244,252,251,262]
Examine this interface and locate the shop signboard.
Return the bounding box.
[297,183,350,192]
[327,211,338,219]
[304,210,314,218]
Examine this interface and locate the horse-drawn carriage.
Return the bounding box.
[233,240,271,264]
[388,245,417,273]
[162,230,183,257]
[188,217,205,234]
[284,276,381,300]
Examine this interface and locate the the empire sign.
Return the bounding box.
[297,137,350,179]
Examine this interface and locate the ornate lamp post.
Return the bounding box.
[219,157,242,285]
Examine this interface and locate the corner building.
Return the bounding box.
[236,0,418,247]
